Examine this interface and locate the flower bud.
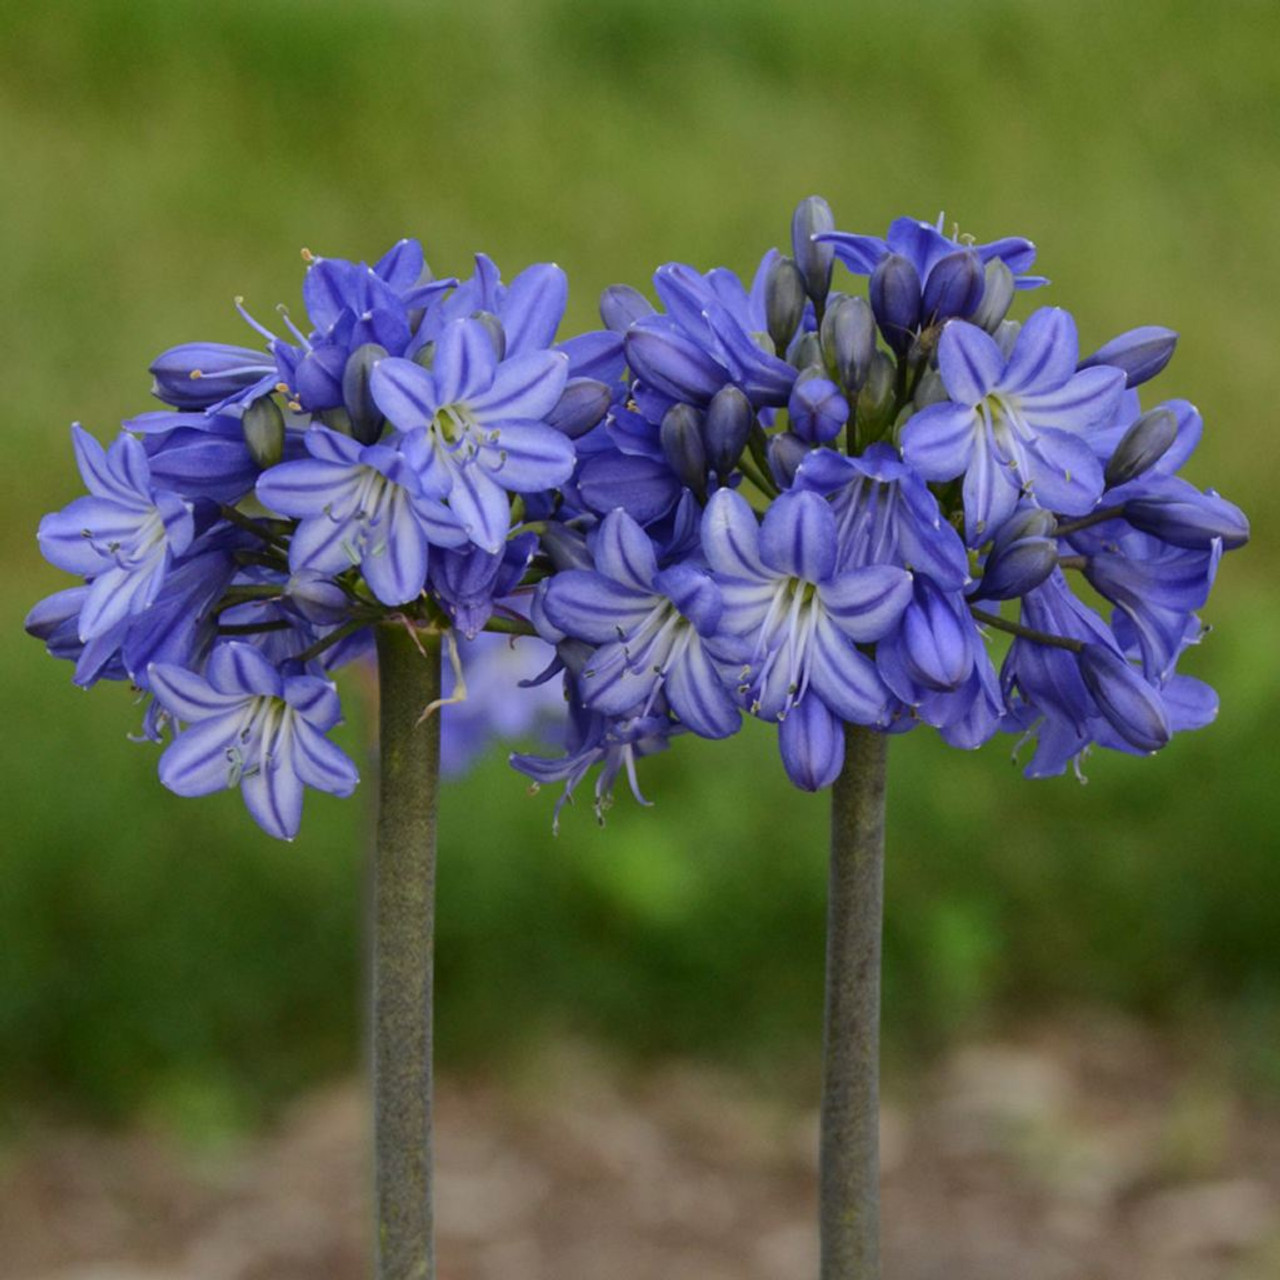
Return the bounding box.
[789,330,822,371]
[287,570,350,626]
[1079,325,1178,388]
[788,370,849,444]
[869,253,922,354]
[625,324,724,404]
[660,403,708,495]
[317,407,354,436]
[1122,487,1250,550]
[820,294,876,393]
[149,342,271,409]
[855,350,897,438]
[241,394,285,468]
[767,431,810,489]
[1104,408,1178,489]
[970,259,1016,333]
[921,249,985,322]
[470,310,507,361]
[341,343,388,445]
[539,521,594,572]
[973,508,1058,600]
[546,378,612,439]
[1078,644,1171,753]
[912,367,949,410]
[901,580,974,691]
[703,385,754,476]
[412,340,436,370]
[600,284,655,333]
[760,260,804,357]
[790,196,836,304]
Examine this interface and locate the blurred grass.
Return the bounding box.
[1,0,1278,1131]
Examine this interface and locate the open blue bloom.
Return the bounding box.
[256,425,468,606]
[901,309,1126,543]
[370,318,574,552]
[702,489,913,789]
[37,427,195,642]
[540,509,743,739]
[149,642,359,840]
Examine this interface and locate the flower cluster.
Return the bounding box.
[29,205,1249,835]
[28,242,601,837]
[514,201,1248,808]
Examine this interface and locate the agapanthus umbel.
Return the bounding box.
[28,241,601,838]
[518,197,1248,815]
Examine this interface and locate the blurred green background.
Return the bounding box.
[2,0,1277,1138]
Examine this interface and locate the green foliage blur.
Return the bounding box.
[2,0,1278,1134]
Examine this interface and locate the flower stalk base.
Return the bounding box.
[820,724,889,1279]
[373,624,441,1280]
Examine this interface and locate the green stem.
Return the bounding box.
[821,724,888,1280]
[373,624,441,1280]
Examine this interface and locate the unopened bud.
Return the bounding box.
[660,403,708,495]
[820,294,876,393]
[789,330,822,371]
[1123,486,1250,550]
[765,257,808,354]
[870,253,923,354]
[342,343,388,445]
[788,370,849,445]
[241,395,285,468]
[921,249,985,322]
[855,350,897,438]
[1080,326,1178,388]
[973,508,1058,600]
[970,259,1016,333]
[790,196,836,304]
[547,378,612,439]
[600,284,655,333]
[1078,644,1171,753]
[703,385,754,476]
[1104,408,1178,489]
[767,431,810,489]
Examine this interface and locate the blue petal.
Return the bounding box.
[467,350,569,424]
[1024,429,1104,515]
[283,675,343,730]
[434,318,499,406]
[809,614,892,723]
[290,718,360,795]
[158,717,239,797]
[79,561,164,640]
[150,663,246,722]
[759,491,837,582]
[374,238,425,291]
[901,402,979,481]
[241,756,305,840]
[542,570,655,643]
[625,320,725,405]
[577,451,682,525]
[962,426,1021,544]
[1016,366,1126,435]
[73,425,140,503]
[701,488,769,579]
[592,509,659,591]
[663,639,740,739]
[290,512,361,576]
[501,263,568,354]
[257,457,362,518]
[820,566,913,642]
[777,693,844,790]
[814,231,889,275]
[447,460,511,554]
[361,492,429,605]
[207,641,284,698]
[937,321,1004,403]
[581,640,659,717]
[481,420,576,491]
[371,357,439,429]
[1000,307,1078,395]
[654,563,723,635]
[304,425,365,465]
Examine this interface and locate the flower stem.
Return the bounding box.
[373,623,441,1280]
[821,724,888,1280]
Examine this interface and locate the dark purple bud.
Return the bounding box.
[788,370,849,445]
[869,253,923,354]
[767,431,810,489]
[973,508,1058,600]
[470,310,507,361]
[970,259,1016,333]
[1123,488,1250,550]
[341,343,388,445]
[855,350,897,437]
[600,284,655,333]
[921,249,985,322]
[1078,644,1171,753]
[660,403,708,495]
[1104,408,1178,489]
[546,378,612,439]
[790,196,836,303]
[1080,326,1178,388]
[150,342,272,409]
[241,395,285,468]
[820,294,876,393]
[539,521,594,572]
[765,256,808,353]
[703,385,754,476]
[625,324,725,404]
